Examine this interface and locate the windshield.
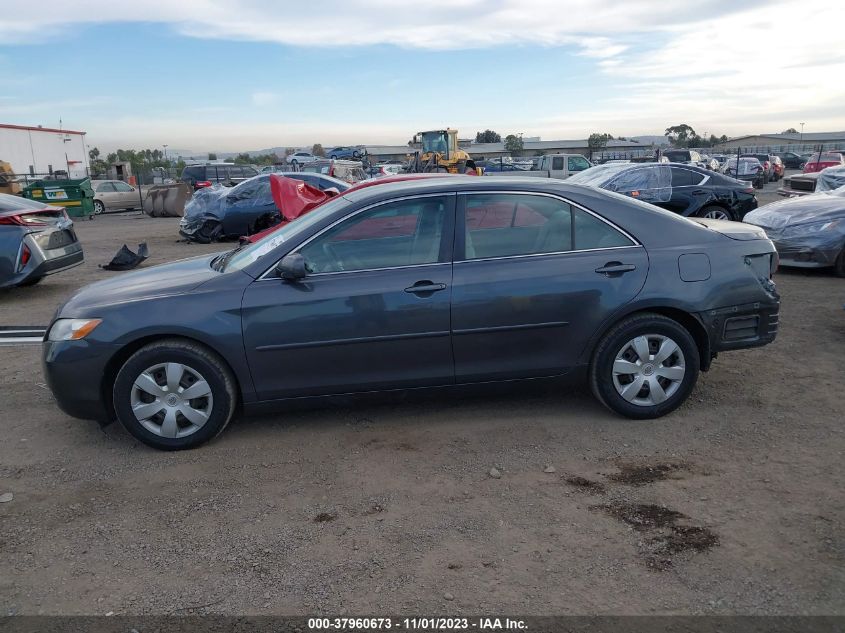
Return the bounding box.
[222,194,354,272]
[567,163,632,187]
[421,131,448,154]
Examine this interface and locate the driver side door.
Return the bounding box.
[241,193,456,401]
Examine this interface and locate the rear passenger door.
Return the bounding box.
[663,167,710,216]
[451,192,648,381]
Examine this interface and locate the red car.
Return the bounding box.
[243,173,470,244]
[803,152,845,174]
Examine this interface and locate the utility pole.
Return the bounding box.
[799,122,805,148]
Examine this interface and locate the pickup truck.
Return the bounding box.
[483,153,592,179]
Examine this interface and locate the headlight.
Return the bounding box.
[781,220,842,238]
[47,318,102,341]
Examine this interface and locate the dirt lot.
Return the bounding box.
[1,178,843,616]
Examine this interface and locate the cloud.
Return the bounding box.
[3,0,843,146]
[0,0,779,49]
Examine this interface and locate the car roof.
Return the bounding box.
[341,175,624,203]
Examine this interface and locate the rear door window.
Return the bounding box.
[462,194,634,260]
[96,181,116,192]
[551,157,564,170]
[669,167,699,187]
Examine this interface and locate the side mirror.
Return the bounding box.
[276,253,308,281]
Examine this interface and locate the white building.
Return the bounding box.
[0,123,88,179]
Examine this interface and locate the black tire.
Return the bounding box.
[834,248,845,278]
[330,155,337,160]
[93,200,105,215]
[352,151,360,158]
[112,339,238,450]
[291,159,298,166]
[590,313,700,420]
[17,275,44,287]
[696,205,734,221]
[193,219,221,244]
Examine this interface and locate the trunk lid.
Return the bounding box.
[691,218,768,241]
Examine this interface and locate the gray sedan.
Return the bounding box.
[43,178,780,450]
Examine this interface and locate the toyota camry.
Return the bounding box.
[43,178,780,450]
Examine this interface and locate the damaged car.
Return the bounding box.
[744,179,845,275]
[179,172,350,243]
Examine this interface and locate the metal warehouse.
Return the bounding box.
[0,123,88,179]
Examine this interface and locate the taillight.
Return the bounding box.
[0,214,48,226]
[764,161,770,169]
[195,180,212,189]
[743,187,754,194]
[19,243,31,270]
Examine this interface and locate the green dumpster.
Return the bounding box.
[22,177,95,218]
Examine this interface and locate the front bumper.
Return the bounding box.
[698,300,780,352]
[42,338,120,421]
[764,231,844,269]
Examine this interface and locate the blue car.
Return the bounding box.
[326,146,362,160]
[45,178,779,450]
[179,172,350,242]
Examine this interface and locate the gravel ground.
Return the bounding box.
[0,175,843,616]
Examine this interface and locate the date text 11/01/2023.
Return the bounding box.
[307,617,528,630]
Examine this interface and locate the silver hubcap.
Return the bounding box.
[703,208,729,220]
[130,362,213,438]
[612,334,686,407]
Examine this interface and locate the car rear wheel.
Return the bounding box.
[93,200,105,215]
[331,155,337,159]
[113,339,237,450]
[697,205,733,221]
[590,313,700,419]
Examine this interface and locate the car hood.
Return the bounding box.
[744,191,845,229]
[59,253,222,314]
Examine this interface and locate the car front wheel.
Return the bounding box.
[590,313,700,419]
[113,339,237,450]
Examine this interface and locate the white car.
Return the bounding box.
[286,151,320,166]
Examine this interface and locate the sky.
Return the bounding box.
[1,0,844,153]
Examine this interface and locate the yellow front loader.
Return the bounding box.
[407,129,479,174]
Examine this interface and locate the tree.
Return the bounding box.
[504,134,524,155]
[234,153,252,164]
[664,124,697,147]
[475,129,502,143]
[208,152,217,160]
[782,127,798,134]
[587,132,614,159]
[312,143,325,157]
[87,146,108,175]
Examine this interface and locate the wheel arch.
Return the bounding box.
[583,304,713,372]
[101,334,245,422]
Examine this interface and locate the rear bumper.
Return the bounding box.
[32,245,84,277]
[698,300,780,352]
